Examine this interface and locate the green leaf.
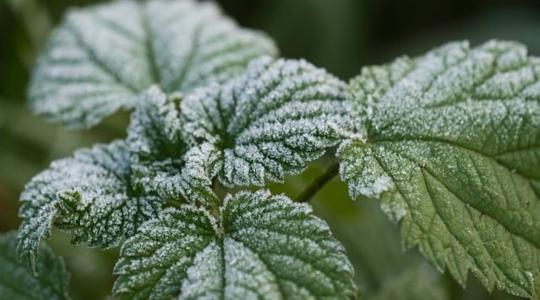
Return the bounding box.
[29,0,277,129]
[17,141,162,271]
[113,190,357,299]
[180,57,353,187]
[0,231,71,299]
[339,40,540,298]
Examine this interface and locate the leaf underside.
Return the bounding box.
[0,232,71,300]
[17,141,162,271]
[113,190,357,300]
[29,0,277,128]
[339,40,540,298]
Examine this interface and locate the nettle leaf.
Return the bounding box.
[113,190,357,300]
[127,87,221,204]
[0,232,71,300]
[29,0,277,129]
[339,40,540,298]
[182,57,353,187]
[18,141,162,271]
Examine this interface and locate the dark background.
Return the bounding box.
[1,0,539,299]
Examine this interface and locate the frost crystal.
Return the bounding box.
[0,232,71,299]
[181,57,354,187]
[339,40,540,298]
[127,87,222,204]
[17,141,162,271]
[28,0,277,128]
[126,57,354,194]
[113,190,357,299]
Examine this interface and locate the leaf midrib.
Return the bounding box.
[139,2,162,85]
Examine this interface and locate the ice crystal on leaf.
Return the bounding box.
[339,40,540,298]
[113,190,357,300]
[17,141,162,272]
[126,57,353,193]
[28,0,277,129]
[23,0,540,297]
[127,87,221,204]
[127,86,186,162]
[181,57,354,187]
[0,232,71,299]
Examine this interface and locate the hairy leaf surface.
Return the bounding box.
[29,0,277,128]
[17,141,162,271]
[0,232,71,299]
[339,40,540,298]
[181,57,353,187]
[113,190,356,299]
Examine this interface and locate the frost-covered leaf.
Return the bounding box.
[127,87,221,204]
[0,232,71,300]
[127,87,186,162]
[132,142,222,205]
[29,0,277,129]
[113,190,357,299]
[17,141,162,271]
[181,57,353,187]
[339,40,540,298]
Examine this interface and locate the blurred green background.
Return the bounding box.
[1,0,540,299]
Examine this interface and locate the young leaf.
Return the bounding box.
[29,0,277,129]
[113,190,357,299]
[127,87,221,204]
[0,232,71,300]
[132,141,222,205]
[17,141,162,271]
[339,40,540,298]
[181,57,354,187]
[127,87,186,163]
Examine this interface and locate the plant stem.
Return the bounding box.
[296,162,340,203]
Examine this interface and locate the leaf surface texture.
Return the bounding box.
[113,190,357,300]
[29,0,277,128]
[339,40,540,298]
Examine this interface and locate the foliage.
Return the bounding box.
[114,190,356,299]
[28,0,276,129]
[2,0,539,299]
[339,41,540,298]
[0,231,71,300]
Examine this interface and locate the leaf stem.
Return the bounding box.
[296,162,340,203]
